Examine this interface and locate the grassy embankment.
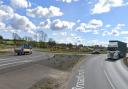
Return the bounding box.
[0,44,13,54]
[35,48,107,54]
[29,54,85,89]
[123,57,128,66]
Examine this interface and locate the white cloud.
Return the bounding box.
[11,0,31,8]
[123,37,128,44]
[86,40,108,46]
[102,23,126,36]
[38,19,51,29]
[56,0,79,3]
[60,32,67,36]
[11,13,36,31]
[88,19,103,29]
[105,24,111,28]
[27,6,63,18]
[0,5,14,21]
[51,19,75,30]
[120,31,128,35]
[111,23,125,31]
[92,0,125,14]
[0,22,5,29]
[76,23,92,33]
[102,31,111,36]
[77,19,81,23]
[27,30,36,35]
[111,29,120,36]
[102,28,120,36]
[52,32,84,45]
[93,30,99,34]
[76,19,103,33]
[38,19,75,30]
[117,23,125,27]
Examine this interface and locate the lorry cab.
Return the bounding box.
[107,41,127,60]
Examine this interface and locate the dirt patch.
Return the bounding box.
[29,77,60,89]
[29,76,63,89]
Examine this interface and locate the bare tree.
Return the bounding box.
[12,33,21,45]
[37,31,47,42]
[12,33,21,40]
[23,36,33,42]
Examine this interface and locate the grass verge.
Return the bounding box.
[123,57,128,67]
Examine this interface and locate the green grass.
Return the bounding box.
[34,48,91,54]
[0,44,13,55]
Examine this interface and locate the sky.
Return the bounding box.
[1,0,128,46]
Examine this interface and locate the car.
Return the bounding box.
[14,44,32,55]
[91,51,100,54]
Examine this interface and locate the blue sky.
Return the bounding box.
[1,0,128,46]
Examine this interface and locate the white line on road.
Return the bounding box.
[0,58,12,61]
[0,54,52,61]
[0,60,33,67]
[104,70,116,89]
[0,58,22,63]
[0,61,24,67]
[0,55,45,63]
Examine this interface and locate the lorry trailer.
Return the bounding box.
[107,40,127,60]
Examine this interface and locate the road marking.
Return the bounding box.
[72,67,85,89]
[0,60,33,67]
[0,55,42,61]
[0,55,47,63]
[0,58,11,61]
[0,61,24,67]
[104,70,116,89]
[28,55,42,59]
[0,54,54,68]
[0,58,22,63]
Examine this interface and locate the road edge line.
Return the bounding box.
[104,70,116,89]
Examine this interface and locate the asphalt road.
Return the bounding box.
[0,51,54,70]
[68,54,128,89]
[0,51,55,89]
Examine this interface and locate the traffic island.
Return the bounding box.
[29,54,85,89]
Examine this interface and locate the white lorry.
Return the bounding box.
[107,40,127,60]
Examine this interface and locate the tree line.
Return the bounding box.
[0,31,107,53]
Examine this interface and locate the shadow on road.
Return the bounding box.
[105,58,120,62]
